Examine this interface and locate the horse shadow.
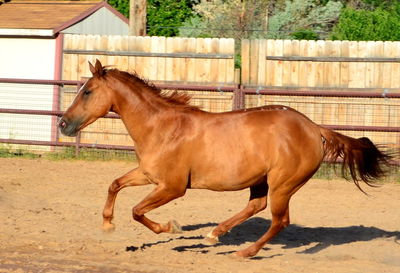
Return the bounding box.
[217,217,400,254]
[126,217,400,257]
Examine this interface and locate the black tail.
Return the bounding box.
[320,127,392,192]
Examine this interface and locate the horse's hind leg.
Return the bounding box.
[234,170,313,258]
[102,168,150,232]
[206,181,268,244]
[231,185,293,258]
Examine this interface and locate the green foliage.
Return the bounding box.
[147,0,195,36]
[107,0,129,18]
[0,145,40,159]
[107,0,195,37]
[0,144,136,161]
[104,0,400,42]
[180,0,341,40]
[267,0,343,39]
[290,29,319,40]
[361,0,396,8]
[179,16,212,38]
[47,147,137,161]
[331,5,400,41]
[179,0,270,39]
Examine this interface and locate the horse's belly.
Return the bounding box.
[191,173,265,191]
[190,161,267,191]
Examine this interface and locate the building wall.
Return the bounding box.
[0,37,56,143]
[62,7,129,36]
[0,37,56,79]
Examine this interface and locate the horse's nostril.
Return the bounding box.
[59,119,67,129]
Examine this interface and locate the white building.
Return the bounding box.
[0,0,128,145]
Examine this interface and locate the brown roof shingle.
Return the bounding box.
[0,0,126,32]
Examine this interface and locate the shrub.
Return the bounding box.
[331,5,400,41]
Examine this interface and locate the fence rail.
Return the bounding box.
[0,78,81,86]
[64,49,234,59]
[265,56,400,63]
[242,87,400,98]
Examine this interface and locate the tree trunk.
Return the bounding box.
[129,0,146,36]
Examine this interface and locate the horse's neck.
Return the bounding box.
[112,82,165,147]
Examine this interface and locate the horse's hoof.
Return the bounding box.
[204,231,219,245]
[168,220,182,233]
[204,236,219,245]
[232,248,257,259]
[102,223,116,233]
[229,252,247,261]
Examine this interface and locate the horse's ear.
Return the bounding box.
[89,59,105,77]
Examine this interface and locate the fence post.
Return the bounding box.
[240,85,245,109]
[233,84,245,110]
[233,87,240,110]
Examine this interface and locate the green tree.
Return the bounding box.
[179,0,270,39]
[107,0,130,18]
[147,0,195,36]
[361,0,396,8]
[331,4,400,41]
[290,29,319,40]
[180,0,342,40]
[107,0,196,37]
[267,0,343,39]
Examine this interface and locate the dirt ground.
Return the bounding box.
[0,158,399,273]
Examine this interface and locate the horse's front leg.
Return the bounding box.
[132,183,186,234]
[102,168,150,232]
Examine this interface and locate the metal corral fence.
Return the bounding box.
[0,78,399,180]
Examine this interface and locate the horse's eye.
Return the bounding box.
[83,90,91,96]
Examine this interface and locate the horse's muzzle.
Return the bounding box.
[58,117,80,137]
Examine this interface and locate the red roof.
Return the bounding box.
[0,0,128,33]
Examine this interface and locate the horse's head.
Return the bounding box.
[59,59,113,137]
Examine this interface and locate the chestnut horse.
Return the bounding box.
[59,60,390,258]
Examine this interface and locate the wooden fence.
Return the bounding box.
[62,34,236,86]
[241,39,400,89]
